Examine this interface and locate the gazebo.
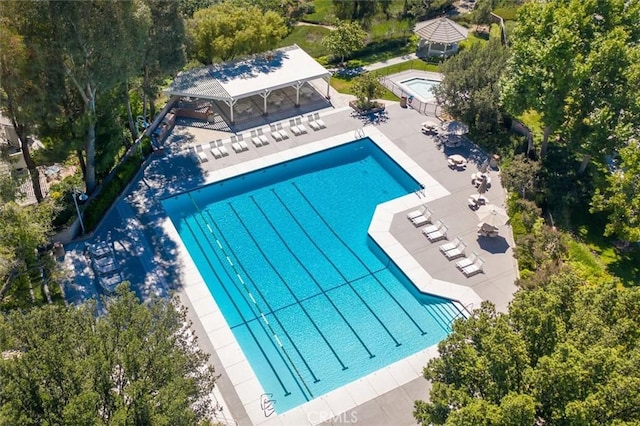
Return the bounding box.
[165,44,332,124]
[414,17,469,58]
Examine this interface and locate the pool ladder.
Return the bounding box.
[415,184,426,198]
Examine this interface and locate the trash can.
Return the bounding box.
[400,96,407,108]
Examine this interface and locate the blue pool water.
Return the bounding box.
[163,139,461,413]
[400,78,440,102]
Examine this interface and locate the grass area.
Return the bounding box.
[566,239,613,286]
[278,25,331,57]
[346,37,418,68]
[330,59,440,101]
[303,0,334,24]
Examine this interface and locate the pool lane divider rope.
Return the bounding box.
[182,217,292,397]
[251,194,376,359]
[203,210,321,387]
[291,182,428,337]
[185,193,302,398]
[227,202,349,372]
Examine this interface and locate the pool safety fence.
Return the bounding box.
[379,76,439,116]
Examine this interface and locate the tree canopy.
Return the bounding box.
[188,1,287,63]
[321,20,368,65]
[434,38,509,133]
[0,284,217,425]
[414,270,640,425]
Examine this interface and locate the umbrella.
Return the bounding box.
[476,204,509,228]
[441,121,469,135]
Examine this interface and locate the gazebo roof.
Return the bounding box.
[165,45,331,102]
[414,18,469,44]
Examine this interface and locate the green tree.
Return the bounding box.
[188,1,287,63]
[0,284,218,424]
[414,271,640,425]
[473,0,495,26]
[352,73,384,109]
[433,38,509,133]
[590,142,640,242]
[500,154,541,199]
[321,20,368,65]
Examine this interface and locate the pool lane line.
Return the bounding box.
[203,210,321,385]
[191,213,314,401]
[291,182,428,337]
[271,188,403,349]
[182,216,292,397]
[227,202,350,372]
[250,195,376,359]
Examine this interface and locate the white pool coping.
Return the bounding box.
[162,127,482,425]
[397,76,441,104]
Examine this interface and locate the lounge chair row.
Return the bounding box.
[406,204,485,277]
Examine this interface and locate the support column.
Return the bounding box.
[224,99,237,123]
[427,42,432,57]
[260,89,272,116]
[324,75,331,99]
[293,80,303,107]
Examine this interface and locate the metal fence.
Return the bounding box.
[380,75,439,117]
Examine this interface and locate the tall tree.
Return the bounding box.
[590,142,640,242]
[188,1,287,63]
[0,284,218,424]
[433,38,509,133]
[49,1,142,193]
[321,20,368,65]
[414,271,640,425]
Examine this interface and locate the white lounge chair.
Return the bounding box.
[270,124,283,141]
[443,241,466,260]
[276,123,290,139]
[215,139,229,156]
[307,114,321,131]
[456,252,479,270]
[410,207,433,227]
[231,142,243,153]
[256,128,269,145]
[289,119,302,136]
[250,130,263,147]
[210,145,222,159]
[425,224,448,242]
[407,204,429,220]
[295,117,308,134]
[313,112,326,128]
[194,145,208,163]
[461,257,485,277]
[239,140,248,151]
[421,219,443,235]
[438,237,462,254]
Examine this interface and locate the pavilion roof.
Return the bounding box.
[415,18,469,44]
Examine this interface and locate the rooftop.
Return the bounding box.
[415,18,470,44]
[166,45,331,101]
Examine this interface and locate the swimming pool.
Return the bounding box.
[399,77,440,103]
[163,138,461,413]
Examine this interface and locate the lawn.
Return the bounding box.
[302,0,335,24]
[278,25,331,58]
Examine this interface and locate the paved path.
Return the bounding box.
[362,53,418,71]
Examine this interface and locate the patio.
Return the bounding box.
[61,99,518,425]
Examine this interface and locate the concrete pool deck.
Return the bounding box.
[62,101,518,425]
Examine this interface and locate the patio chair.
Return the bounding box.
[270,124,283,141]
[407,204,429,220]
[289,119,302,136]
[295,117,308,134]
[256,128,269,145]
[410,207,433,227]
[250,130,263,147]
[456,252,479,270]
[210,144,223,158]
[438,237,463,254]
[276,123,290,139]
[215,139,229,156]
[194,145,208,163]
[461,257,485,277]
[307,114,321,131]
[313,112,326,128]
[421,219,444,235]
[425,224,448,242]
[443,241,467,260]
